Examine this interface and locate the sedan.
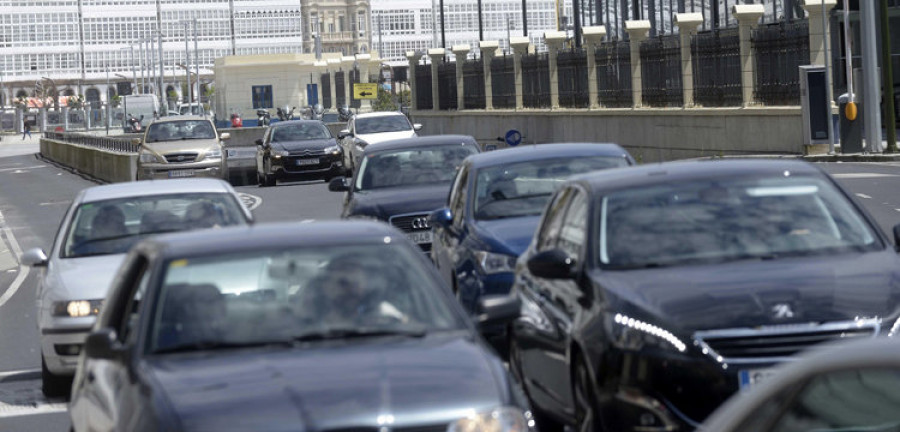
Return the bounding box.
[68,221,533,432]
[255,119,344,186]
[20,178,253,397]
[509,159,900,431]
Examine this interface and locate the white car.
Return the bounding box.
[20,178,253,397]
[337,112,422,173]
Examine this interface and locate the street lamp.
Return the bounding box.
[119,46,137,94]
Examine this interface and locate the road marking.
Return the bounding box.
[238,192,262,211]
[39,200,70,207]
[0,165,47,173]
[832,173,899,179]
[0,210,31,309]
[301,219,315,224]
[855,193,873,199]
[0,369,67,418]
[0,369,39,381]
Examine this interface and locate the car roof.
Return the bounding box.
[364,135,477,154]
[353,111,408,119]
[465,143,631,169]
[269,119,329,128]
[77,178,235,204]
[142,220,406,258]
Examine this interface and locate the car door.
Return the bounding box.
[433,163,470,288]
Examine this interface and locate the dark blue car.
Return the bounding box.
[429,143,635,321]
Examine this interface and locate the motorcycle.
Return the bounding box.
[230,112,243,128]
[338,105,353,122]
[125,114,144,133]
[257,109,271,127]
[276,105,296,122]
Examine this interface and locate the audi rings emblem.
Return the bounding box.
[411,217,430,230]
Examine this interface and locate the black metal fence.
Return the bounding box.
[522,53,551,109]
[415,64,433,110]
[491,55,516,109]
[438,62,458,110]
[349,69,361,109]
[321,73,332,109]
[641,34,683,108]
[753,20,810,106]
[596,41,632,108]
[462,59,486,109]
[45,131,139,153]
[335,71,346,107]
[692,28,742,107]
[558,49,589,108]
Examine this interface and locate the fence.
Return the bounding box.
[415,64,433,110]
[596,41,633,108]
[491,55,516,109]
[438,62,458,110]
[753,20,810,106]
[522,53,551,109]
[558,49,589,108]
[462,59,486,109]
[692,28,742,107]
[321,73,332,109]
[641,34,683,108]
[44,131,140,153]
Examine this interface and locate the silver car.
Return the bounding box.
[21,178,253,397]
[137,116,230,180]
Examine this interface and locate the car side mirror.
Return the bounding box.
[527,249,576,279]
[255,138,264,147]
[413,123,423,131]
[894,223,900,252]
[220,132,231,141]
[84,328,123,360]
[429,207,452,228]
[476,295,520,329]
[338,129,350,139]
[21,247,48,267]
[328,176,349,192]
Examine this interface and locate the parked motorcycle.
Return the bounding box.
[257,109,271,126]
[338,105,353,122]
[276,105,296,122]
[230,112,243,128]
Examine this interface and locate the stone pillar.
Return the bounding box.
[314,61,327,108]
[510,37,531,110]
[544,31,566,109]
[452,44,470,110]
[406,51,423,110]
[480,41,500,110]
[341,56,355,109]
[356,53,372,112]
[428,48,445,111]
[675,13,704,107]
[583,26,607,109]
[733,5,765,107]
[625,20,651,108]
[327,59,340,109]
[803,0,837,93]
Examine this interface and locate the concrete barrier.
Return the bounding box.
[40,137,137,183]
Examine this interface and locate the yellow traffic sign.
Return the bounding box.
[353,83,378,100]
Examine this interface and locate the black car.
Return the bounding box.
[69,221,533,431]
[328,135,481,253]
[509,159,900,431]
[255,119,344,186]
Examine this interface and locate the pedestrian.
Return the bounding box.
[22,120,32,140]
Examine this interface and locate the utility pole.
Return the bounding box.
[194,18,200,108]
[477,0,484,41]
[861,0,883,152]
[821,0,835,154]
[522,0,528,37]
[138,41,145,94]
[439,0,446,50]
[184,21,192,104]
[880,0,897,152]
[378,14,383,59]
[573,0,582,47]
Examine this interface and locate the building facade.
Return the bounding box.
[301,0,372,56]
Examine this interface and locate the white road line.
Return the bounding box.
[832,173,899,179]
[855,193,873,199]
[0,369,39,380]
[0,210,31,309]
[300,219,315,224]
[0,403,68,418]
[0,165,46,173]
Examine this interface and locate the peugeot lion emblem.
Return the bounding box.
[411,217,430,230]
[771,303,795,319]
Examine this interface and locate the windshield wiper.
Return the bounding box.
[154,339,293,354]
[292,327,427,342]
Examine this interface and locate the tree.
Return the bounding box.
[371,87,398,112]
[110,95,121,108]
[67,95,85,110]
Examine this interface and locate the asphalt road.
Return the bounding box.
[0,143,898,430]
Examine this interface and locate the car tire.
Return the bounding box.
[41,355,70,399]
[574,357,604,432]
[264,172,276,187]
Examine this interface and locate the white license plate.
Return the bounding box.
[297,158,319,166]
[168,169,195,178]
[738,368,776,390]
[407,230,432,244]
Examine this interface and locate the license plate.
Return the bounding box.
[168,169,195,178]
[297,158,319,166]
[739,368,776,390]
[407,230,432,244]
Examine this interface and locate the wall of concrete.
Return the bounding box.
[40,138,137,183]
[410,108,804,163]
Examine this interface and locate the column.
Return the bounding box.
[583,26,607,109]
[452,45,470,110]
[510,37,531,110]
[802,0,837,93]
[406,51,423,110]
[327,59,340,110]
[428,48,445,111]
[314,61,327,108]
[341,56,355,109]
[625,20,651,108]
[544,31,566,109]
[733,5,765,107]
[480,41,499,110]
[675,13,704,107]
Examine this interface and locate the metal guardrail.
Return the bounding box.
[462,59,486,110]
[415,64,433,110]
[753,20,810,106]
[641,34,683,108]
[522,53,551,109]
[692,28,742,107]
[438,62,458,110]
[558,49,589,108]
[596,42,633,108]
[45,131,140,153]
[491,55,516,109]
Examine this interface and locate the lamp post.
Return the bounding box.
[115,73,129,124]
[182,20,192,104]
[119,46,137,94]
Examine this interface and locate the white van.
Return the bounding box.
[177,102,205,116]
[121,94,160,132]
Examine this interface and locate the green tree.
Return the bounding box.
[110,95,121,108]
[371,87,398,112]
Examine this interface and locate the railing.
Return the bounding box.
[415,64,433,110]
[522,53,551,109]
[438,62,458,110]
[753,20,810,106]
[558,49,589,108]
[320,31,355,42]
[321,73,332,109]
[45,131,139,153]
[491,55,516,109]
[641,34,683,108]
[462,59,486,109]
[692,28,742,107]
[596,41,632,108]
[335,71,346,107]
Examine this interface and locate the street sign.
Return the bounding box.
[353,83,378,100]
[505,129,522,147]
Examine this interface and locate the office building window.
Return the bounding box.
[252,85,273,109]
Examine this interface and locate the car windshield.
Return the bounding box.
[355,115,412,134]
[62,193,247,258]
[148,244,465,354]
[474,156,630,220]
[271,123,331,142]
[599,175,881,269]
[355,143,479,190]
[146,120,216,142]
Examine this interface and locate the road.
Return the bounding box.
[0,139,898,430]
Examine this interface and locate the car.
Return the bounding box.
[508,159,900,431]
[328,135,481,253]
[321,112,340,123]
[255,119,344,186]
[137,115,230,181]
[701,337,900,432]
[429,143,635,318]
[19,178,253,397]
[68,220,533,432]
[337,111,422,173]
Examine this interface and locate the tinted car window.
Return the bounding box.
[599,176,879,269]
[355,115,412,134]
[355,144,479,190]
[148,244,465,353]
[475,156,628,221]
[62,193,247,258]
[146,120,215,142]
[272,123,331,142]
[558,189,588,260]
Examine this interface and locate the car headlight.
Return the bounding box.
[447,406,534,432]
[206,148,222,160]
[272,149,290,158]
[53,300,103,318]
[610,313,687,353]
[139,152,159,163]
[475,251,518,274]
[323,145,341,155]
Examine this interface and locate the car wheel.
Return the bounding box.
[264,172,276,187]
[41,355,70,398]
[574,358,603,432]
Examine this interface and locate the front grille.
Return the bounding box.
[289,148,327,157]
[389,213,430,233]
[694,321,878,361]
[164,152,198,163]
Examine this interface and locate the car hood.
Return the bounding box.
[349,184,451,220]
[473,217,542,256]
[272,138,336,153]
[595,250,900,332]
[143,138,220,155]
[357,130,416,145]
[45,254,126,302]
[147,334,505,431]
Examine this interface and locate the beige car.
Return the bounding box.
[137,116,229,180]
